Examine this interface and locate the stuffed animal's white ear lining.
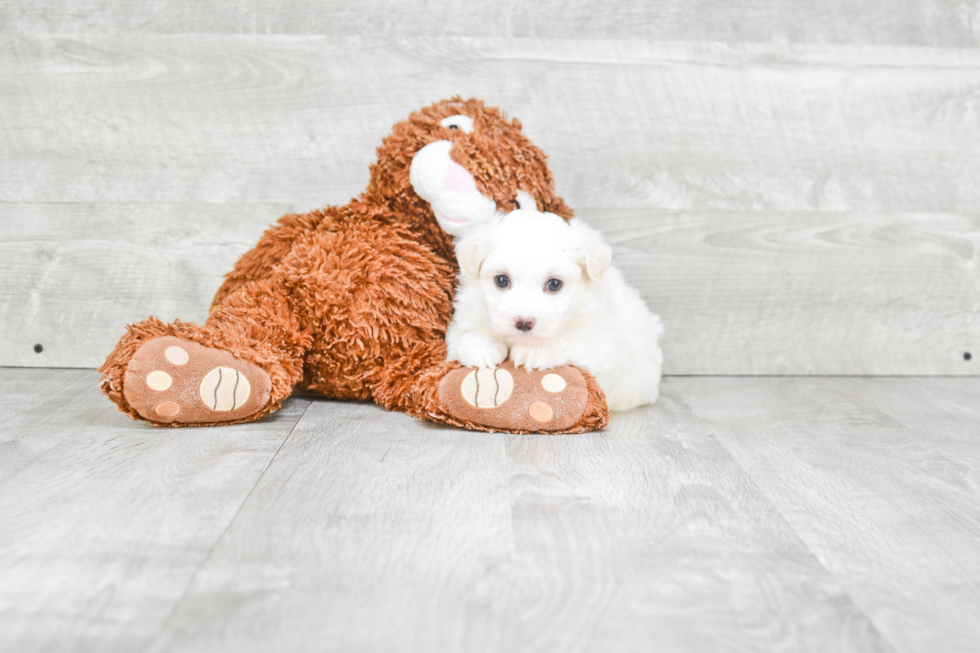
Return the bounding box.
[441,114,474,133]
[514,189,537,211]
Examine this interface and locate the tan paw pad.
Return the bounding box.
[155,401,180,417]
[541,373,566,393]
[146,370,172,391]
[165,346,189,365]
[529,401,554,422]
[460,368,514,408]
[199,367,251,411]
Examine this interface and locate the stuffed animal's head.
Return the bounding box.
[365,97,572,255]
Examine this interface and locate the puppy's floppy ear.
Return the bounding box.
[567,219,612,280]
[454,228,491,279]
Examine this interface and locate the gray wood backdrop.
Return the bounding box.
[2,1,979,375]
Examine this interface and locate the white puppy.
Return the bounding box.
[447,210,664,411]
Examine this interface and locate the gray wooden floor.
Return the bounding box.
[1,369,978,652]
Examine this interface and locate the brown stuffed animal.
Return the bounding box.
[99,98,609,433]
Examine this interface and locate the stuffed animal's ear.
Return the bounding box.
[567,219,612,280]
[455,231,490,279]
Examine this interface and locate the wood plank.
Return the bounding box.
[0,368,97,482]
[581,208,980,376]
[146,381,891,652]
[2,36,980,213]
[2,0,978,46]
[4,205,978,376]
[680,376,980,653]
[0,202,294,368]
[0,368,310,653]
[4,35,979,374]
[146,399,518,653]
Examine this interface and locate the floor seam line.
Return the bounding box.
[140,399,313,653]
[700,415,902,653]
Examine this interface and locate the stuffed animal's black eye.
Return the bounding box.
[440,114,474,133]
[546,278,563,292]
[495,275,510,289]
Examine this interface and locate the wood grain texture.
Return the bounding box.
[0,368,311,653]
[0,368,98,482]
[145,384,891,653]
[3,34,980,374]
[3,36,980,213]
[0,202,297,368]
[145,398,518,653]
[2,0,979,46]
[493,393,890,653]
[581,208,980,376]
[680,376,980,653]
[6,370,980,652]
[4,204,977,375]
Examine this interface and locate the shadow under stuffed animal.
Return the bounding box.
[99,97,609,433]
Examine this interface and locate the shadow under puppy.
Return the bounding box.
[447,210,663,411]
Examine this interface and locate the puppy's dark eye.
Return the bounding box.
[494,275,510,289]
[546,278,563,292]
[448,125,458,130]
[510,199,520,208]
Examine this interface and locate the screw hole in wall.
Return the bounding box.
[34,343,44,354]
[966,352,973,361]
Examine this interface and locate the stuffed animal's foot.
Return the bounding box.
[437,360,608,433]
[122,335,272,425]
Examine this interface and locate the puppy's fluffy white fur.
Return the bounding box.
[447,210,663,411]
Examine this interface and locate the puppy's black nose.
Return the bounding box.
[515,317,535,332]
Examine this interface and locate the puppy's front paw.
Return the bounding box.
[510,344,566,371]
[456,335,509,369]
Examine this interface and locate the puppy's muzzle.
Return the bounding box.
[515,317,535,332]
